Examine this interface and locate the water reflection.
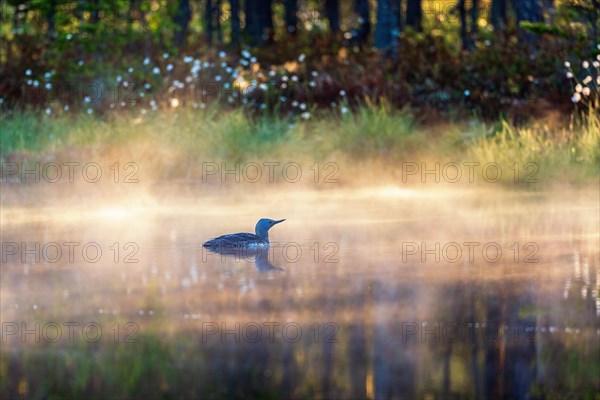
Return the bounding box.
[204,245,285,272]
[0,187,598,398]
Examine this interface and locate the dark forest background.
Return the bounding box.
[0,1,598,119]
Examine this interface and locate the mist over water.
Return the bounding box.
[1,185,599,398]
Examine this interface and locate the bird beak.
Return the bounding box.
[274,219,286,225]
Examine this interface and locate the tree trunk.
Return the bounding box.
[405,0,422,31]
[245,0,273,45]
[457,0,479,50]
[173,0,191,46]
[205,0,214,45]
[375,0,398,51]
[46,0,57,38]
[513,0,543,23]
[354,0,371,43]
[470,0,479,35]
[230,0,240,46]
[261,0,274,43]
[457,0,470,49]
[244,0,258,44]
[512,0,543,43]
[285,0,298,35]
[325,0,340,33]
[393,0,404,33]
[490,0,507,31]
[215,0,223,44]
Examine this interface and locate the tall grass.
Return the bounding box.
[1,104,598,185]
[467,108,600,184]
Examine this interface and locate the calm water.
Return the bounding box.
[1,185,599,399]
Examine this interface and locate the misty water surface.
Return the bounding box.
[1,186,599,398]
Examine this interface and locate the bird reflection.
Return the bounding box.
[204,245,284,272]
[255,248,285,272]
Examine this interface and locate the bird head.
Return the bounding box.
[255,218,285,241]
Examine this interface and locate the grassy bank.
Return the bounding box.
[1,106,598,186]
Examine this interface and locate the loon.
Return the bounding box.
[203,218,285,251]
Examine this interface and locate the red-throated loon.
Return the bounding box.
[203,218,285,250]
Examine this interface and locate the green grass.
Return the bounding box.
[1,104,598,185]
[466,108,600,184]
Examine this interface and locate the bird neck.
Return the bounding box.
[255,225,270,242]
